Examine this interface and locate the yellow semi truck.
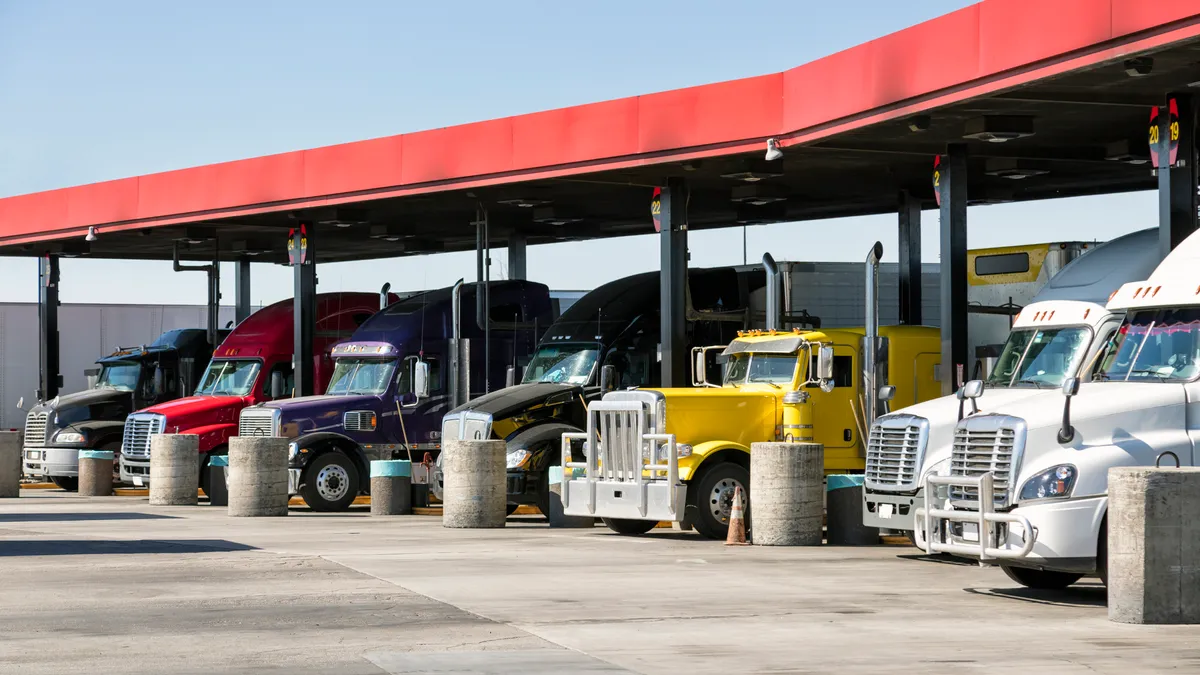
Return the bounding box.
[561,243,943,539]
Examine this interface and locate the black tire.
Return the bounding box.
[1001,564,1084,590]
[51,476,78,492]
[689,462,749,540]
[300,451,360,512]
[535,466,553,517]
[1097,516,1109,587]
[506,503,520,516]
[601,518,657,535]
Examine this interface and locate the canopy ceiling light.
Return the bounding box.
[720,159,785,183]
[314,207,369,228]
[984,158,1048,180]
[369,224,406,242]
[907,115,931,133]
[1123,56,1154,77]
[1104,139,1150,165]
[735,201,787,225]
[963,115,1035,143]
[730,184,788,205]
[498,198,552,208]
[532,207,581,226]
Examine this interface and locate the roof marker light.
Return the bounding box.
[1083,309,1091,320]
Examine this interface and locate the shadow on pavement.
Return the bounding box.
[0,539,257,556]
[965,585,1107,608]
[0,512,178,523]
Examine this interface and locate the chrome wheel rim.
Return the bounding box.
[708,477,745,524]
[316,464,350,502]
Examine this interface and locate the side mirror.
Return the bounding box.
[270,371,285,399]
[956,379,983,421]
[505,366,516,388]
[692,349,707,387]
[153,367,165,396]
[85,368,100,390]
[878,385,896,402]
[1058,377,1080,444]
[816,346,835,381]
[600,364,616,393]
[16,397,24,411]
[1062,377,1080,398]
[413,360,431,399]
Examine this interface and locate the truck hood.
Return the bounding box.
[259,394,377,412]
[30,387,132,417]
[140,394,248,430]
[653,386,777,448]
[449,383,584,419]
[257,394,380,437]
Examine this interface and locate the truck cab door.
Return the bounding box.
[808,344,857,456]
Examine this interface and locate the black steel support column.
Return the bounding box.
[507,233,527,280]
[939,145,968,396]
[234,258,252,325]
[292,224,316,397]
[38,254,61,402]
[660,178,688,388]
[1159,94,1199,256]
[897,191,922,325]
[207,240,221,347]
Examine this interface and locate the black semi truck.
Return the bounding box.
[21,328,224,490]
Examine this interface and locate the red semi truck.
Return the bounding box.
[119,292,392,492]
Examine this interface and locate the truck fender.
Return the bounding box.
[73,421,126,449]
[174,423,237,453]
[505,421,582,471]
[679,441,750,482]
[294,431,369,479]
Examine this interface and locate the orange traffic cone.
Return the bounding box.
[725,484,750,546]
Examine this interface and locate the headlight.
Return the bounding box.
[506,448,531,469]
[676,443,692,458]
[288,442,299,460]
[1019,465,1077,501]
[54,431,85,444]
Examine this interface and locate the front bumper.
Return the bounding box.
[863,488,923,531]
[288,469,301,495]
[23,446,87,478]
[119,456,151,486]
[506,469,538,504]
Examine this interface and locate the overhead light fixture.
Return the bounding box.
[730,184,788,205]
[681,161,702,172]
[498,198,552,208]
[369,224,406,242]
[85,226,98,242]
[314,207,369,228]
[907,115,931,133]
[735,201,787,225]
[963,115,1035,143]
[984,158,1048,180]
[1104,139,1150,165]
[764,138,783,161]
[720,159,785,183]
[532,207,581,226]
[1123,56,1154,77]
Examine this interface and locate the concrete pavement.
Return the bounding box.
[1,490,1197,674]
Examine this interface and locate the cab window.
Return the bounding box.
[807,354,853,388]
[261,364,295,399]
[396,357,442,395]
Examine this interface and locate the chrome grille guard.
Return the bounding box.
[913,471,1036,561]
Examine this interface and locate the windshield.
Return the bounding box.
[96,362,143,391]
[522,344,599,385]
[986,326,1091,388]
[196,359,262,396]
[723,353,798,386]
[1098,308,1200,382]
[326,358,397,395]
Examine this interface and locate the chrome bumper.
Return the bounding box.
[119,456,151,486]
[914,472,1036,562]
[24,447,83,478]
[863,488,923,531]
[288,469,301,495]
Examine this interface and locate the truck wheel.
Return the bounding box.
[1097,516,1109,587]
[601,518,657,535]
[1001,565,1083,590]
[535,465,554,518]
[690,462,749,540]
[300,452,359,512]
[51,476,78,492]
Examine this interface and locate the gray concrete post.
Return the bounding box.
[749,442,824,546]
[227,437,289,517]
[1108,466,1200,624]
[78,450,114,497]
[0,431,19,498]
[547,465,593,528]
[149,435,200,506]
[370,460,412,516]
[442,439,506,528]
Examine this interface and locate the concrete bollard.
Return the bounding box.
[547,465,593,528]
[227,437,289,517]
[749,442,824,546]
[207,455,229,507]
[0,431,19,498]
[442,439,506,528]
[1108,466,1200,624]
[149,435,200,506]
[370,460,412,516]
[78,450,114,497]
[826,474,879,545]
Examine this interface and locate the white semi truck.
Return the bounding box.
[912,227,1200,589]
[864,229,1160,536]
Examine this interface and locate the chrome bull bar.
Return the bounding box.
[560,400,685,521]
[914,472,1036,561]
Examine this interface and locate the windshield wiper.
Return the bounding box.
[748,379,781,389]
[1128,368,1169,382]
[1014,379,1046,389]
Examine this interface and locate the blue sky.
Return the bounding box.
[0,0,1155,305]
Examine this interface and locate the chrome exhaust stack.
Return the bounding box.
[762,253,780,331]
[450,279,469,408]
[863,241,884,427]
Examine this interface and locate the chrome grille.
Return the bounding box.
[238,408,279,438]
[122,413,166,459]
[441,411,493,441]
[864,414,929,492]
[948,414,1026,508]
[343,410,376,432]
[23,411,49,447]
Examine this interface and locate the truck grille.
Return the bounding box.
[343,411,376,432]
[23,411,49,447]
[441,411,493,442]
[238,408,280,438]
[864,414,928,492]
[122,413,166,459]
[948,414,1026,508]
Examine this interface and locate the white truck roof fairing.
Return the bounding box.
[1028,228,1160,305]
[1110,227,1200,311]
[1011,299,1111,331]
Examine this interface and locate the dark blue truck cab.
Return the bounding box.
[238,280,552,511]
